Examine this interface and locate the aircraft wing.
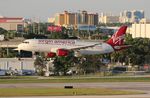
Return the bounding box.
[69,43,100,50]
[13,48,19,51]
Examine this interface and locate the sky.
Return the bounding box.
[0,0,149,21]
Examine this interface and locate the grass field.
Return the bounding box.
[0,88,143,97]
[0,76,150,83]
[0,76,147,97]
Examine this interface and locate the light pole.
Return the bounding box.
[88,25,91,40]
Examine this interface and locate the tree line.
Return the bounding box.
[111,34,150,67]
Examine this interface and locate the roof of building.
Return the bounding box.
[0,17,23,23]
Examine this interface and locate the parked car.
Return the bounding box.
[112,66,127,73]
[21,70,35,75]
[0,69,6,76]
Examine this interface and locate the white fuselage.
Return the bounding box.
[18,39,114,55]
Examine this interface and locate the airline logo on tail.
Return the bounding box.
[106,26,129,51]
[111,32,125,45]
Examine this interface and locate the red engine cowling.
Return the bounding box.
[57,49,69,56]
[47,52,56,58]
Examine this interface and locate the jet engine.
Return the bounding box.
[57,49,69,56]
[47,52,56,58]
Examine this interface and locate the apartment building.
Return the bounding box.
[53,11,98,28]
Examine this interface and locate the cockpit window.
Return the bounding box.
[22,41,29,44]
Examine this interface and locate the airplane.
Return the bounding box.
[16,25,131,58]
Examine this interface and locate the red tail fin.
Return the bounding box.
[107,26,127,46]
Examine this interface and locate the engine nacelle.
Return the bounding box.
[74,51,82,57]
[57,49,69,56]
[47,52,56,58]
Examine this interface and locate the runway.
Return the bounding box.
[1,82,150,98]
[0,82,150,91]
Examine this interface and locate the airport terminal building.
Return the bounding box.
[0,16,24,32]
[127,21,150,38]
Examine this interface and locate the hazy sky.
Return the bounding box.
[0,0,149,21]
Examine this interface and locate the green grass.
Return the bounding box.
[0,76,150,84]
[1,76,150,83]
[0,88,143,97]
[0,76,37,79]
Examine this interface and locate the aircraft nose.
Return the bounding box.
[18,43,23,50]
[13,43,22,51]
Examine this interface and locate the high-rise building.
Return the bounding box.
[88,14,94,25]
[120,10,145,23]
[99,13,119,23]
[120,11,132,18]
[81,11,88,24]
[64,11,76,26]
[75,11,88,25]
[94,14,98,25]
[88,13,98,25]
[54,13,64,26]
[53,10,98,28]
[132,10,144,22]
